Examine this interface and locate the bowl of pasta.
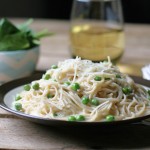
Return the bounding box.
[0,57,150,127]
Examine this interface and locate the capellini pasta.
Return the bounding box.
[14,57,150,122]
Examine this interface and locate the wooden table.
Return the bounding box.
[0,19,150,149]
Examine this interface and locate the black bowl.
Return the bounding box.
[0,73,150,128]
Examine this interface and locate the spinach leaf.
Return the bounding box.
[34,29,54,39]
[17,18,33,31]
[0,18,53,51]
[0,18,19,39]
[0,32,29,51]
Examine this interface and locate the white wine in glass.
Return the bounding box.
[70,0,124,63]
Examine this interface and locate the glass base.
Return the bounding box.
[72,54,123,64]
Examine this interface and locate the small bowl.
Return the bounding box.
[0,46,39,84]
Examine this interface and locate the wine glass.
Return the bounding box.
[70,0,124,63]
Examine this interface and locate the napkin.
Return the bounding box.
[142,64,150,80]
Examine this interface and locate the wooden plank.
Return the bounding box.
[0,118,150,149]
[0,118,85,150]
[123,24,150,66]
[0,108,12,116]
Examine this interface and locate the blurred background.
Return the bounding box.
[0,0,150,23]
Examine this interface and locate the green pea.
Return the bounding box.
[76,115,85,121]
[94,76,101,81]
[43,74,51,80]
[15,103,22,111]
[116,74,121,78]
[128,87,132,93]
[15,95,22,101]
[68,116,76,121]
[82,96,89,105]
[71,83,80,91]
[122,87,132,95]
[105,78,110,80]
[32,83,40,90]
[51,65,58,69]
[148,90,150,95]
[106,115,115,122]
[91,98,99,106]
[64,81,71,86]
[24,84,31,91]
[53,79,57,82]
[53,113,58,117]
[47,93,53,99]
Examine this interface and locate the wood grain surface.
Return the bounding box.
[10,19,150,70]
[0,19,150,150]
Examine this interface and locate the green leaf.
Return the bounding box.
[0,18,54,51]
[17,18,33,31]
[0,32,29,51]
[34,29,54,39]
[32,39,40,45]
[0,18,19,39]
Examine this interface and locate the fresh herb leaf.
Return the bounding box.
[0,18,53,51]
[0,32,29,50]
[17,18,33,32]
[0,18,19,39]
[34,29,54,39]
